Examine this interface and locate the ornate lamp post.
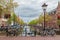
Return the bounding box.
[42,3,48,30]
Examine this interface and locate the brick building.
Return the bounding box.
[56,2,60,28]
[0,13,11,26]
[47,2,60,29]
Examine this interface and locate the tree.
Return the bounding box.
[29,13,51,26]
[0,5,3,17]
[17,19,24,25]
[38,13,52,24]
[29,13,52,26]
[29,19,38,25]
[0,0,18,14]
[0,0,19,24]
[7,12,24,25]
[28,19,38,31]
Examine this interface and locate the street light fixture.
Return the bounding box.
[42,3,48,30]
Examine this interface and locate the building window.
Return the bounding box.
[59,25,60,28]
[4,14,11,19]
[54,10,56,14]
[58,16,60,20]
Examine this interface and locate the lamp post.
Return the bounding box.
[42,3,48,30]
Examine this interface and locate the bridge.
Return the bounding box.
[20,24,44,31]
[20,24,59,31]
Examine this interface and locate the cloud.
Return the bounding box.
[14,0,59,23]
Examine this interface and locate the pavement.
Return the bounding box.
[0,35,60,40]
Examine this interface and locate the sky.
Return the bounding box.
[14,0,60,23]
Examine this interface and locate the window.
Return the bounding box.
[58,16,60,20]
[59,25,60,28]
[54,10,56,14]
[4,14,11,19]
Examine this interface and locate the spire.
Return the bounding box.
[57,1,60,20]
[58,1,60,7]
[57,2,60,10]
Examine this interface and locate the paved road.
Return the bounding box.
[0,35,60,40]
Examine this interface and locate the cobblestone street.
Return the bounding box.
[0,35,60,40]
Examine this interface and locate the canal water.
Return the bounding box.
[22,26,34,36]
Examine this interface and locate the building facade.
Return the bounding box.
[47,2,60,29]
[0,13,11,26]
[56,2,60,28]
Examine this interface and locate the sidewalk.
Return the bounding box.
[0,35,60,40]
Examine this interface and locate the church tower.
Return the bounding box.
[56,2,60,28]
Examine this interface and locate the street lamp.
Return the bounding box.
[42,3,48,30]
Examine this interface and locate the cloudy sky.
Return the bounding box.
[14,0,60,23]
